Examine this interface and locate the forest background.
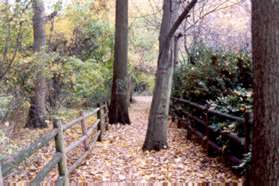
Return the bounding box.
[0,0,251,157]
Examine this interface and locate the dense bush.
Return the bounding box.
[63,57,112,106]
[68,19,113,62]
[172,47,253,135]
[173,47,252,107]
[171,48,253,172]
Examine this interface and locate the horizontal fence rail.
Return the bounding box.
[170,97,252,166]
[0,101,109,185]
[1,129,59,176]
[171,97,245,122]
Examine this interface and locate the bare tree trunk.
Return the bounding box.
[143,0,178,151]
[143,0,197,151]
[109,0,131,125]
[246,1,279,185]
[25,0,48,128]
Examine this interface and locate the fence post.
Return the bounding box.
[97,103,104,142]
[104,101,109,131]
[204,104,210,154]
[244,112,250,153]
[177,117,182,129]
[80,111,89,151]
[0,163,3,186]
[53,119,70,186]
[186,116,192,140]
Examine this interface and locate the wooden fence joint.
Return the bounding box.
[53,118,70,186]
[105,101,109,130]
[80,111,89,151]
[97,103,104,142]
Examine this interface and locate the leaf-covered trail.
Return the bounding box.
[70,96,241,183]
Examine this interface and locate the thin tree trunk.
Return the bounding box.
[109,0,130,125]
[246,1,279,185]
[25,0,48,128]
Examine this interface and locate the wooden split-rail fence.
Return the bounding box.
[170,97,252,167]
[0,102,109,186]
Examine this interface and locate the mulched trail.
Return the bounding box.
[70,96,242,183]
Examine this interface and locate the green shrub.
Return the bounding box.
[63,57,112,106]
[172,48,253,137]
[173,49,252,105]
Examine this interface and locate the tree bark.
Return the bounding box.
[143,0,178,151]
[109,0,131,125]
[246,1,279,185]
[143,0,197,151]
[25,0,48,128]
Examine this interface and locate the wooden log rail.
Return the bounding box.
[171,97,252,166]
[0,101,109,185]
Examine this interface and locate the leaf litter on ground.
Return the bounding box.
[4,96,242,184]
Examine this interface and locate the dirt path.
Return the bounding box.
[70,96,241,183]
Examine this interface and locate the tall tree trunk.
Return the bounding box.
[143,0,197,151]
[25,0,48,128]
[143,0,178,151]
[246,1,279,185]
[109,0,130,125]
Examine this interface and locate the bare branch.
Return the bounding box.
[45,11,58,22]
[159,0,198,59]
